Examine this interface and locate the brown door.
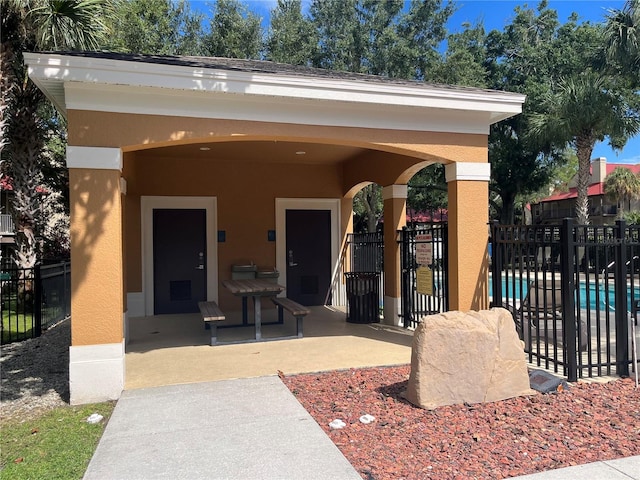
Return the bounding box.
[153,209,206,314]
[286,209,331,306]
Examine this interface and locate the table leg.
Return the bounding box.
[242,297,248,325]
[254,296,262,341]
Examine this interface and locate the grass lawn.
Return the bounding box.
[1,296,35,344]
[0,402,116,480]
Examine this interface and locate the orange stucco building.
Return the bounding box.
[25,52,525,404]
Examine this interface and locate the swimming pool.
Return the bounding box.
[491,276,640,312]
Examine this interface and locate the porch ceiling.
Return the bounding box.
[133,140,367,165]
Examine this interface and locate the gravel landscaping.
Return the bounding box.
[0,319,70,423]
[283,365,640,480]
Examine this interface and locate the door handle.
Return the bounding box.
[288,249,298,267]
[195,265,204,270]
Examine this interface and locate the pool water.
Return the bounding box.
[491,278,639,312]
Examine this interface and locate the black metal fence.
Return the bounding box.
[399,224,448,328]
[1,261,71,344]
[491,220,639,381]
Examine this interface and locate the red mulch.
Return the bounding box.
[282,365,640,480]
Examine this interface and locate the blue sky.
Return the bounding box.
[191,0,638,164]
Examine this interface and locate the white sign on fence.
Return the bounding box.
[415,234,433,265]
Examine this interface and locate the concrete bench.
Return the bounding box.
[198,301,226,346]
[271,297,310,338]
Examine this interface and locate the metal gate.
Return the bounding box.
[399,224,448,328]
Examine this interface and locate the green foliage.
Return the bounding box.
[433,21,488,87]
[604,166,640,218]
[623,209,640,224]
[352,184,382,233]
[308,0,453,78]
[407,164,447,214]
[201,0,262,59]
[1,0,118,268]
[265,0,316,65]
[604,0,640,84]
[0,402,116,480]
[530,71,640,224]
[104,0,205,55]
[27,0,114,51]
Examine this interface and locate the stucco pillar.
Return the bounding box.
[67,146,125,404]
[382,185,407,326]
[445,162,491,311]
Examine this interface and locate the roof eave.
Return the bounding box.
[24,52,524,127]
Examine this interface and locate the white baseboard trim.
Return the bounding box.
[69,342,124,405]
[383,296,402,327]
[127,292,145,317]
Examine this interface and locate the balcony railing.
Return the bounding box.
[0,214,14,235]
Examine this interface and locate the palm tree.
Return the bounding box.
[604,167,640,218]
[1,0,115,268]
[530,71,640,225]
[604,0,639,81]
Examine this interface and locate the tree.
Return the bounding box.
[201,0,262,59]
[308,0,454,230]
[394,0,454,81]
[104,0,204,55]
[483,2,565,224]
[1,0,116,268]
[309,0,361,71]
[352,184,382,233]
[604,0,639,83]
[407,164,447,216]
[265,0,316,65]
[530,71,640,225]
[433,21,488,87]
[604,167,640,218]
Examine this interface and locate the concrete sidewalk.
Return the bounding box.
[507,456,640,479]
[83,377,361,480]
[84,376,640,480]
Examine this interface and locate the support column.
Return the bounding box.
[382,184,407,326]
[67,146,125,404]
[445,162,490,311]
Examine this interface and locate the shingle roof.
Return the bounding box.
[47,51,506,95]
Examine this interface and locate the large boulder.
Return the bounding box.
[405,308,535,409]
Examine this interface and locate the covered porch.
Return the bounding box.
[126,306,413,390]
[25,52,525,404]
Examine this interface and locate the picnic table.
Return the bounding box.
[222,279,285,341]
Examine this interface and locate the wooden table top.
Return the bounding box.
[222,279,285,296]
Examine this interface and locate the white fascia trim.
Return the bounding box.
[67,146,122,170]
[69,342,124,404]
[445,162,491,182]
[25,52,525,126]
[25,53,525,110]
[64,82,494,135]
[382,185,408,200]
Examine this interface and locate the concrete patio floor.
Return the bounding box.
[125,305,414,390]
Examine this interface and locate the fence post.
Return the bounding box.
[490,221,502,308]
[560,218,578,382]
[33,264,42,338]
[442,222,448,312]
[400,227,411,327]
[614,220,630,377]
[64,261,71,317]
